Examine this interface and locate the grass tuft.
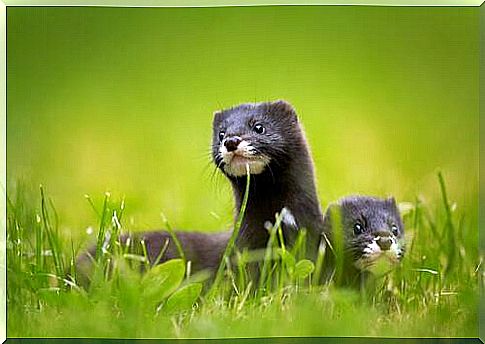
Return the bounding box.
[6,172,479,338]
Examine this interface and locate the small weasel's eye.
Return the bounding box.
[219,131,225,142]
[391,224,399,236]
[253,123,265,134]
[353,223,363,235]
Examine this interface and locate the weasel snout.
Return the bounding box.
[223,136,242,152]
[374,230,393,251]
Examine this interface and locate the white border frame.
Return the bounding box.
[0,2,482,344]
[1,1,6,343]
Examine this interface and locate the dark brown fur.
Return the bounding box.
[76,100,324,285]
[212,101,325,257]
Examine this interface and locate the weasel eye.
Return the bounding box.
[391,224,399,236]
[353,223,364,235]
[219,131,225,142]
[253,123,265,134]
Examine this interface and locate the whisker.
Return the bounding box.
[201,159,215,176]
[209,154,224,181]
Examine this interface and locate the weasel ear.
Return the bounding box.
[269,100,298,120]
[386,196,397,207]
[213,110,223,124]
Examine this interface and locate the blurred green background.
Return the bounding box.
[7,6,478,239]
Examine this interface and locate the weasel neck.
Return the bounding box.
[231,155,324,253]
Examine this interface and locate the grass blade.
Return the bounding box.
[161,213,186,263]
[40,185,64,278]
[209,164,251,298]
[95,192,110,261]
[437,171,456,277]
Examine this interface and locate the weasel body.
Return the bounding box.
[211,100,324,255]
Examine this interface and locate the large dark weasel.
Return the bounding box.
[212,100,324,254]
[77,100,324,283]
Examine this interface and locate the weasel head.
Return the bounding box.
[323,196,405,273]
[211,100,301,178]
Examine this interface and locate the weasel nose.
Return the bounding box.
[224,136,241,152]
[375,230,392,251]
[377,237,392,251]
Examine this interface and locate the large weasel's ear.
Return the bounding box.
[269,100,298,120]
[212,110,223,125]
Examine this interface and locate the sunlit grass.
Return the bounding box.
[6,6,479,339]
[6,172,479,338]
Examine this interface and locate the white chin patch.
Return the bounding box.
[354,237,402,272]
[220,140,270,177]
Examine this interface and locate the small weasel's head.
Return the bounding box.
[212,100,301,177]
[324,196,405,272]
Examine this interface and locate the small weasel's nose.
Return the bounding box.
[375,230,392,251]
[224,136,241,152]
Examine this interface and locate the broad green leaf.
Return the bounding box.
[163,283,202,314]
[293,259,315,279]
[141,259,185,303]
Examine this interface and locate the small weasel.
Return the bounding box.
[322,195,405,283]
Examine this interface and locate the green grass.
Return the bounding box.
[6,172,479,338]
[6,6,479,339]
